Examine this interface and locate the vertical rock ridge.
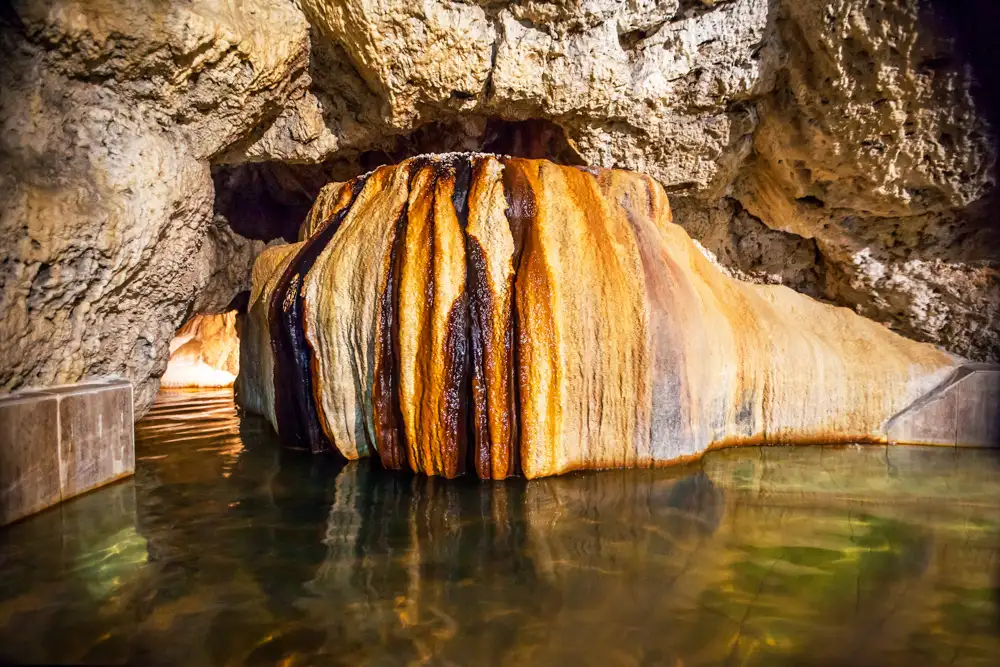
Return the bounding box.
[269,175,369,452]
[466,155,518,479]
[304,163,413,460]
[394,160,473,478]
[372,195,413,471]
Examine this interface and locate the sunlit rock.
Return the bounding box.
[236,154,959,479]
[161,313,241,389]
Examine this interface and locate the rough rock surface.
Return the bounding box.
[238,155,957,478]
[246,0,1000,361]
[1,0,997,418]
[0,0,304,413]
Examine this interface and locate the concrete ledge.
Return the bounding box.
[886,363,1000,447]
[0,379,134,526]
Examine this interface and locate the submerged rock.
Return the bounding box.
[237,155,958,479]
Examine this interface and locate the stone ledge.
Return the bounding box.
[0,379,134,526]
[886,364,1000,448]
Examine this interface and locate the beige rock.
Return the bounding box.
[301,0,495,128]
[752,1,992,217]
[727,1,998,359]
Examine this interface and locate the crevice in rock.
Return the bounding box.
[481,18,501,103]
[480,118,586,164]
[676,0,736,21]
[212,162,330,243]
[618,21,667,51]
[674,196,827,301]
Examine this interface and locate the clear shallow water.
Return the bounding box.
[2,390,1000,666]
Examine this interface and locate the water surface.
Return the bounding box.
[1,389,999,666]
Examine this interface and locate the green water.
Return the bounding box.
[1,389,999,666]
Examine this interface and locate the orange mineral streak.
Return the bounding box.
[506,159,654,478]
[395,162,470,478]
[504,159,561,480]
[237,154,960,479]
[465,156,517,479]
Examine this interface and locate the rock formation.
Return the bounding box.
[160,313,241,389]
[2,0,997,416]
[282,0,1000,361]
[237,154,958,479]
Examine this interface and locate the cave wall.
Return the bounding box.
[1,0,997,416]
[0,0,301,412]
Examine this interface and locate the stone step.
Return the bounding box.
[0,379,134,526]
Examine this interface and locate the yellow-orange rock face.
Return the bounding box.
[236,155,958,479]
[161,313,241,388]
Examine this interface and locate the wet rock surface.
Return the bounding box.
[238,154,958,478]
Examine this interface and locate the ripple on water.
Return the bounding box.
[1,388,999,666]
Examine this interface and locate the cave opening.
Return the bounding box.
[161,291,249,390]
[161,311,241,389]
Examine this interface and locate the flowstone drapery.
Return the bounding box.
[237,154,958,479]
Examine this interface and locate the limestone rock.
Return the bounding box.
[300,0,495,128]
[0,0,308,415]
[751,1,993,218]
[237,155,958,478]
[3,0,998,421]
[726,1,1000,360]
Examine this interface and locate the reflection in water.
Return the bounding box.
[1,389,999,666]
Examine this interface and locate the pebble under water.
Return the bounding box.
[1,389,1000,666]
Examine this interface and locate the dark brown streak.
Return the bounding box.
[500,158,539,478]
[375,158,430,472]
[269,175,369,454]
[438,155,473,478]
[441,295,471,478]
[373,199,411,470]
[466,235,494,479]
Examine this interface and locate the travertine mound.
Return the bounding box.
[237,155,957,478]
